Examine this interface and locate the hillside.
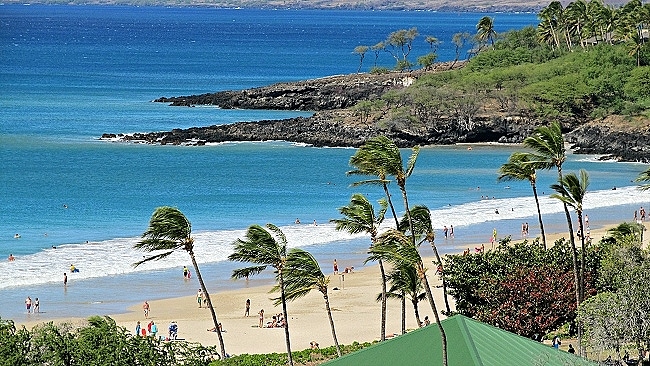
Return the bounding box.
[5,0,630,12]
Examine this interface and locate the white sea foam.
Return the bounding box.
[2,186,648,290]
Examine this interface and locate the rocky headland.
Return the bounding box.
[103,65,650,163]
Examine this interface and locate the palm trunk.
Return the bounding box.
[278,271,294,366]
[322,291,341,357]
[401,291,406,335]
[412,298,422,327]
[189,253,227,359]
[378,259,387,342]
[531,182,547,249]
[421,268,448,366]
[558,167,582,356]
[429,241,451,314]
[577,211,586,303]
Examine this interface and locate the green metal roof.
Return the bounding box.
[323,315,597,366]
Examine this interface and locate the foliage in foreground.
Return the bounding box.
[442,237,603,339]
[0,316,218,366]
[211,341,373,366]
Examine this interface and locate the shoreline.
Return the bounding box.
[14,219,646,356]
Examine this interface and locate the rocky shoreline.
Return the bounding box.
[103,69,650,163]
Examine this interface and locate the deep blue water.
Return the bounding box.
[1,5,648,322]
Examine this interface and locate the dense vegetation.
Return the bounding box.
[353,0,650,132]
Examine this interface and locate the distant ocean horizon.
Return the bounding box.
[1,5,648,322]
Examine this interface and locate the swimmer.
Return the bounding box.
[14,233,21,239]
[8,254,15,262]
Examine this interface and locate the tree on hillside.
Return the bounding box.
[384,28,419,70]
[424,35,440,53]
[280,248,342,357]
[476,16,497,49]
[133,206,227,359]
[371,41,385,67]
[450,32,471,68]
[499,153,547,249]
[354,45,369,73]
[228,224,294,366]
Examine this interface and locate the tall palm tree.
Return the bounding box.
[399,205,452,313]
[635,167,650,190]
[228,224,294,366]
[133,206,227,359]
[476,16,497,48]
[522,121,582,353]
[551,170,590,302]
[550,169,589,357]
[379,263,427,330]
[565,0,588,49]
[331,193,389,341]
[369,229,448,366]
[280,248,342,357]
[498,152,547,249]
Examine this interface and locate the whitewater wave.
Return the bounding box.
[3,186,648,290]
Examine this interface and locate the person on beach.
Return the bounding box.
[70,264,79,273]
[135,321,141,336]
[310,341,319,350]
[295,218,300,224]
[63,273,67,286]
[450,225,454,238]
[641,207,646,222]
[245,299,250,317]
[443,225,448,239]
[34,297,40,313]
[333,259,338,274]
[521,223,526,238]
[584,214,589,228]
[7,254,15,261]
[552,335,561,349]
[150,321,158,338]
[258,309,265,328]
[143,301,150,318]
[25,296,32,313]
[635,210,639,222]
[183,266,189,279]
[196,289,203,308]
[491,228,497,244]
[423,316,430,326]
[168,321,178,340]
[568,344,575,354]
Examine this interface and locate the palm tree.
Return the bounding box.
[281,248,342,357]
[607,222,645,245]
[331,193,389,341]
[476,16,497,48]
[551,170,590,302]
[379,263,427,330]
[522,121,582,353]
[228,224,294,366]
[635,167,650,191]
[133,206,227,359]
[565,0,588,49]
[498,153,547,249]
[369,229,448,366]
[399,205,452,313]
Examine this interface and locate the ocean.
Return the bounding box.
[1,5,648,322]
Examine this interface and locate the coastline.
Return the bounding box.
[14,218,646,356]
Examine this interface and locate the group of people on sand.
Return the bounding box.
[134,319,161,338]
[24,296,40,314]
[634,207,646,223]
[521,222,530,238]
[256,308,286,328]
[196,289,210,308]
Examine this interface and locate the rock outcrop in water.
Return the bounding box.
[104,66,650,163]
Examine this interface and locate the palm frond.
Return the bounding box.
[133,250,175,267]
[635,167,650,191]
[231,266,267,280]
[405,146,420,178]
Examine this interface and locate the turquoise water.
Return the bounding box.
[1,5,648,322]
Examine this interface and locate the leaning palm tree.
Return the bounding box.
[476,16,497,48]
[331,193,389,341]
[228,224,294,366]
[369,229,448,366]
[498,152,547,249]
[550,169,589,357]
[379,263,427,330]
[133,206,227,359]
[635,167,650,191]
[399,205,451,313]
[280,248,342,357]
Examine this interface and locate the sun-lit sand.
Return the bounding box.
[16,221,645,357]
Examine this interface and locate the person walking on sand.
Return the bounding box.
[245,299,250,317]
[196,289,203,308]
[135,321,141,336]
[143,301,150,318]
[258,309,265,328]
[333,259,338,274]
[25,296,32,313]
